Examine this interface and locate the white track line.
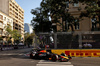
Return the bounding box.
[37,60,74,66]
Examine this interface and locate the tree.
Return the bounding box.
[31,7,52,33]
[40,0,76,32]
[12,30,21,44]
[24,32,36,47]
[31,0,100,32]
[40,0,100,32]
[5,24,13,44]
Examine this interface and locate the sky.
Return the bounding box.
[15,0,42,24]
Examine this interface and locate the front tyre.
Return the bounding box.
[30,53,33,59]
[51,55,58,61]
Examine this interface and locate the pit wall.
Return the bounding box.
[51,49,100,57]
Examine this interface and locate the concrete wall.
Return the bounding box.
[0,0,9,15]
[80,17,91,31]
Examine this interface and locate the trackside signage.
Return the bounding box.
[51,49,100,57]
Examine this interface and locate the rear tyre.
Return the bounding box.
[51,55,58,61]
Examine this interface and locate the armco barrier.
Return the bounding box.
[51,49,100,57]
[0,45,26,51]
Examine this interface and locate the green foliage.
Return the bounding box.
[40,0,81,32]
[79,0,100,18]
[8,39,12,44]
[24,32,36,45]
[5,24,13,36]
[12,30,21,44]
[5,24,13,44]
[31,7,52,33]
[5,25,22,44]
[0,36,3,40]
[31,0,100,32]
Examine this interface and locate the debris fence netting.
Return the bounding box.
[34,31,100,49]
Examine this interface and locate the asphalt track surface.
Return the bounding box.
[0,48,100,66]
[36,60,73,66]
[71,57,100,66]
[0,48,39,66]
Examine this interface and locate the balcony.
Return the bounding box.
[0,19,3,22]
[0,22,3,29]
[0,15,3,21]
[2,33,6,37]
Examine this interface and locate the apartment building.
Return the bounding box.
[52,2,100,32]
[9,0,24,42]
[0,0,24,42]
[0,11,13,42]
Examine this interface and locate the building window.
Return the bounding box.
[73,3,79,7]
[0,22,3,26]
[4,17,6,21]
[15,24,18,26]
[7,19,9,22]
[21,38,23,40]
[0,15,3,20]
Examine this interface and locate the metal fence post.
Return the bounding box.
[79,33,82,49]
[54,33,57,49]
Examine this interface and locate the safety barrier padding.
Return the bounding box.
[51,49,100,57]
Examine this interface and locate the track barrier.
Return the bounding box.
[51,49,100,57]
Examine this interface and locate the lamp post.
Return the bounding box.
[0,31,3,51]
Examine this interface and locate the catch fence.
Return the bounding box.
[34,31,100,49]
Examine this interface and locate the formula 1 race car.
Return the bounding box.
[30,48,72,62]
[30,49,47,59]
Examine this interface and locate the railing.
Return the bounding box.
[0,45,28,51]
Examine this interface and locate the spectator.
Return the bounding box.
[83,43,92,49]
